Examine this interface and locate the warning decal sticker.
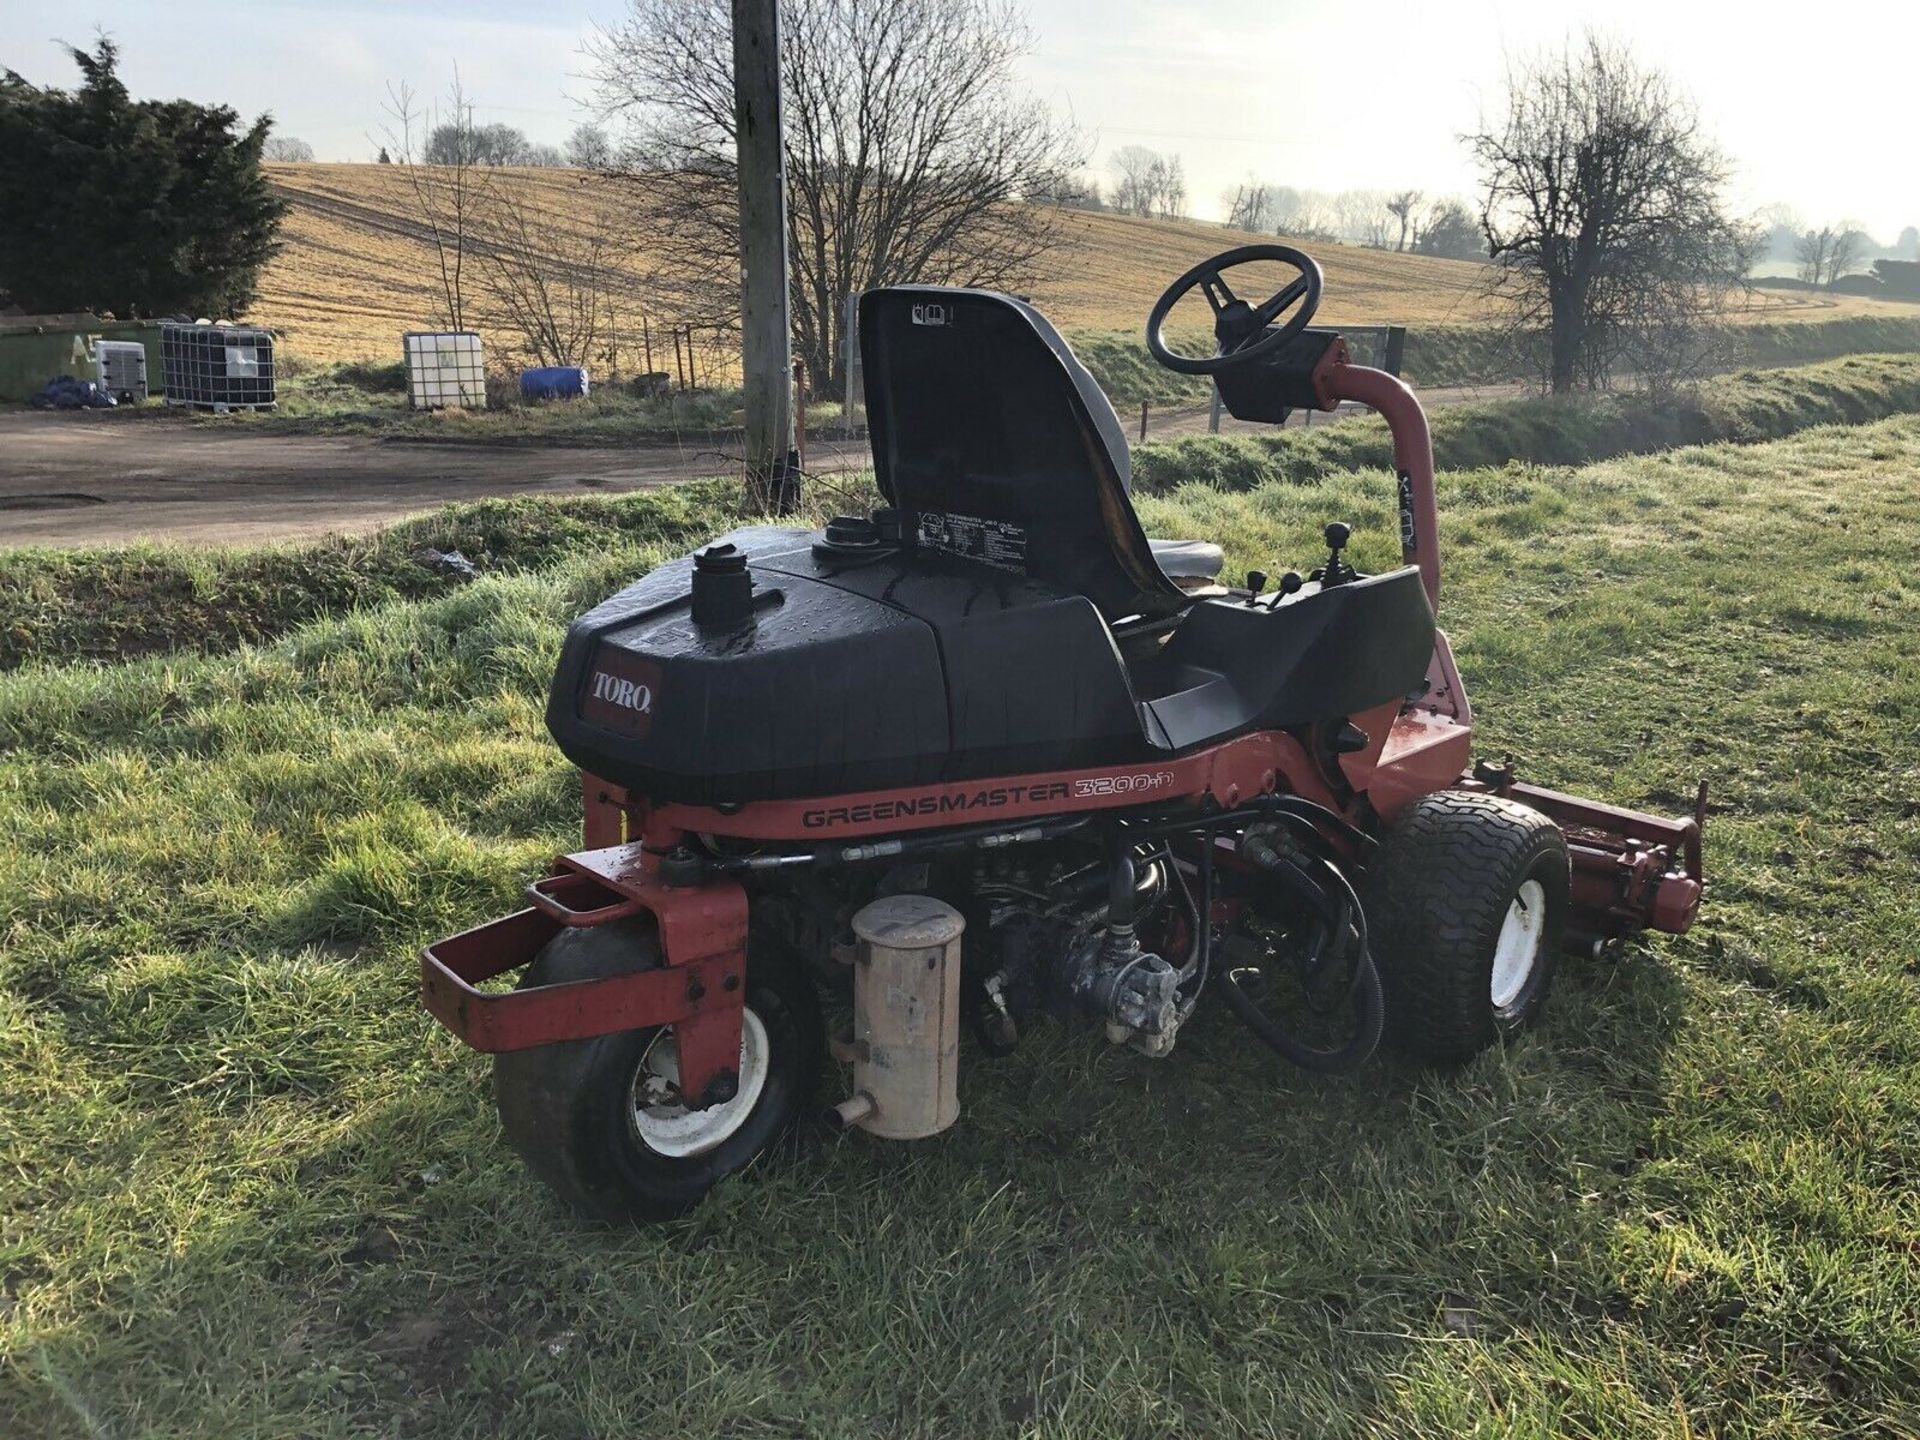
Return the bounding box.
[918,510,1028,572]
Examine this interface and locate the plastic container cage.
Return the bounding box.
[95,340,149,403]
[405,331,487,410]
[162,324,276,411]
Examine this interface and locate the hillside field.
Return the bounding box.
[257,164,1917,369]
[4,394,1920,1435]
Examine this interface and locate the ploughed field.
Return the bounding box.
[3,407,1919,1436]
[258,163,1916,367]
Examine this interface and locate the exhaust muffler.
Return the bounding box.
[832,895,965,1139]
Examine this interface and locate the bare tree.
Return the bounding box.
[1795,223,1867,288]
[1108,146,1186,219]
[427,120,531,166]
[1385,189,1424,251]
[476,184,623,367]
[1829,226,1868,285]
[1270,186,1338,242]
[1414,199,1484,260]
[567,122,612,169]
[1152,153,1186,219]
[588,0,1086,397]
[1029,170,1103,211]
[1469,34,1752,394]
[1796,227,1837,286]
[1109,145,1164,216]
[1332,189,1393,247]
[1224,178,1276,233]
[380,77,495,331]
[263,136,314,162]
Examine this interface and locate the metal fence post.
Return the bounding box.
[842,290,864,438]
[1383,325,1407,378]
[793,358,807,475]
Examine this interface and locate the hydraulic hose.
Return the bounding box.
[1215,828,1383,1074]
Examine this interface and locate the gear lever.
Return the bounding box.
[1318,522,1355,588]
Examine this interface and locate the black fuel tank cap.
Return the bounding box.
[825,515,877,546]
[814,513,891,559]
[691,542,754,629]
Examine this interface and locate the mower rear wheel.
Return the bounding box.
[1363,792,1569,1064]
[492,918,822,1224]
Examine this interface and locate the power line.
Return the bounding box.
[1095,123,1321,146]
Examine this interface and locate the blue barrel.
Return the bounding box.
[520,366,589,400]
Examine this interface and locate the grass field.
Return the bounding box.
[1129,352,1920,493]
[257,164,1920,371]
[1075,316,1920,407]
[4,398,1920,1434]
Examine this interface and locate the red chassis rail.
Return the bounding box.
[422,754,1703,1066]
[1466,777,1705,943]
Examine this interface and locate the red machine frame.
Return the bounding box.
[421,355,1703,1104]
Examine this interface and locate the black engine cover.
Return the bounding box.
[545,527,1150,806]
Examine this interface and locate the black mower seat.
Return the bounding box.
[1147,537,1226,580]
[862,286,1196,623]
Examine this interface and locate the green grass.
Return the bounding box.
[9,355,1916,675]
[1069,326,1430,409]
[5,415,1920,1436]
[0,480,749,670]
[1071,316,1920,408]
[1132,351,1920,494]
[202,359,849,445]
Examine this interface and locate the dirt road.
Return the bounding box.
[1,380,1521,549]
[0,412,871,548]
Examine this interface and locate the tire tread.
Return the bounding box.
[1364,791,1568,1063]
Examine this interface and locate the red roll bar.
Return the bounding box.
[1315,360,1442,612]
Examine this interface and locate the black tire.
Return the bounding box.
[1363,791,1569,1064]
[492,917,823,1224]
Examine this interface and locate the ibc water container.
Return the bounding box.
[405,331,486,410]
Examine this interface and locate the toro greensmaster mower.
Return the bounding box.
[422,245,1704,1222]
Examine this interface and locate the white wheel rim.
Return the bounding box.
[1490,879,1547,1011]
[627,1009,771,1159]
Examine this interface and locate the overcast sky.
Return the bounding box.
[4,0,1915,240]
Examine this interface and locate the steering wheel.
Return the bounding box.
[1145,244,1324,376]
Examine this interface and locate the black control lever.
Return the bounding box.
[1316,522,1356,588]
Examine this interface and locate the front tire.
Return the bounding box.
[1363,792,1569,1063]
[492,918,823,1223]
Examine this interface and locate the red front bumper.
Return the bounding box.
[419,843,749,1107]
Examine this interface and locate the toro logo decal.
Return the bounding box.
[590,671,652,715]
[581,651,663,738]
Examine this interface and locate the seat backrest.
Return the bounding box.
[860,286,1190,622]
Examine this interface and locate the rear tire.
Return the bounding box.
[492,918,822,1223]
[1363,791,1569,1064]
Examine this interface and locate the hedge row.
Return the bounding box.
[1072,315,1920,408]
[1128,351,1920,494]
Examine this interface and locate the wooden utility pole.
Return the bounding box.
[732,0,795,510]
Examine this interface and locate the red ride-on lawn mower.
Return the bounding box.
[422,245,1704,1222]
